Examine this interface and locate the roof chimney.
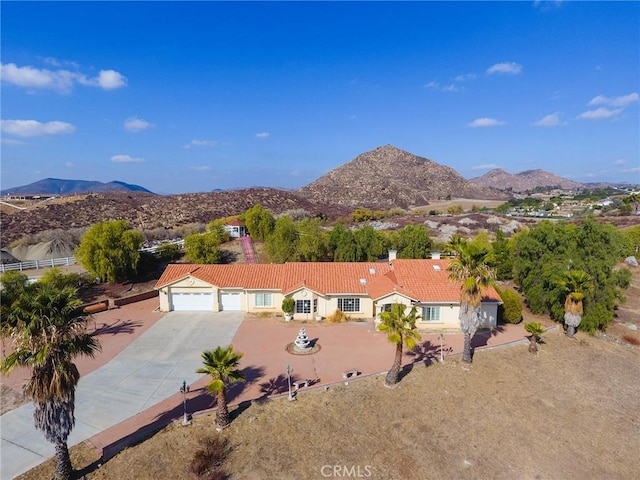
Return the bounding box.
[431,251,441,260]
[388,249,397,265]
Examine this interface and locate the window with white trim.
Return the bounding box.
[296,299,311,314]
[338,298,360,313]
[255,292,273,308]
[422,306,441,322]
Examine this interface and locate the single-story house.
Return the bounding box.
[154,259,502,331]
[223,219,247,238]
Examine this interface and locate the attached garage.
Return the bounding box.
[220,292,241,311]
[170,292,214,311]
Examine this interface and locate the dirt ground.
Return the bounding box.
[17,327,639,480]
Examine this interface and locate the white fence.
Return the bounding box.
[139,239,185,253]
[1,239,186,273]
[0,257,77,273]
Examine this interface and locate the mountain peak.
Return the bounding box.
[299,146,507,209]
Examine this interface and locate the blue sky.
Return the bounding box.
[1,1,638,194]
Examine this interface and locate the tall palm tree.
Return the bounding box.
[559,269,592,338]
[447,241,496,364]
[378,303,422,386]
[1,283,100,480]
[196,345,245,430]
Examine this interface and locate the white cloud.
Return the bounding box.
[124,117,153,132]
[486,62,523,75]
[110,154,144,163]
[442,84,460,92]
[588,92,638,108]
[65,162,75,168]
[467,117,505,128]
[425,75,473,93]
[0,62,127,93]
[184,139,218,149]
[453,73,476,82]
[255,132,270,139]
[96,70,127,90]
[533,113,562,127]
[0,119,75,137]
[472,163,499,170]
[534,1,564,11]
[577,107,623,120]
[623,166,640,174]
[0,63,72,91]
[1,137,26,146]
[613,159,626,166]
[190,166,213,171]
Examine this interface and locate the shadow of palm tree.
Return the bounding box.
[399,340,441,380]
[257,374,289,400]
[405,340,441,367]
[93,319,142,336]
[471,325,506,349]
[226,365,265,404]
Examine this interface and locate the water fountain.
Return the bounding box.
[293,328,311,352]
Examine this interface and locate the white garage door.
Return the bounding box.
[170,292,214,311]
[220,292,241,311]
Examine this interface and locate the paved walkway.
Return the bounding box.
[0,308,243,480]
[0,304,529,480]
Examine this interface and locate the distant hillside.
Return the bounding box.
[0,188,349,246]
[470,168,585,193]
[1,178,154,195]
[299,145,508,209]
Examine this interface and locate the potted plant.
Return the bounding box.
[282,297,295,321]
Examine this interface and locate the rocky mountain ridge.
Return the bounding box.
[298,145,508,209]
[470,168,585,192]
[0,188,348,246]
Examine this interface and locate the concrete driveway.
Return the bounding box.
[0,311,244,480]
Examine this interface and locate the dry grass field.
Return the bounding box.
[412,198,506,212]
[17,327,639,480]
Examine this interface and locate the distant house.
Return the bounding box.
[223,219,247,238]
[154,259,502,331]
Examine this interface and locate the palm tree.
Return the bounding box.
[524,322,544,354]
[196,345,245,430]
[378,303,422,386]
[1,283,100,480]
[447,242,496,364]
[559,270,592,338]
[446,234,466,257]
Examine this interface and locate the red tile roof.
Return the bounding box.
[155,260,502,303]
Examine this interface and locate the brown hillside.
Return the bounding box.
[299,145,508,209]
[471,168,585,192]
[0,188,348,246]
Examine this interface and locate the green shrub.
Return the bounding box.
[498,288,523,324]
[156,242,182,261]
[282,297,295,315]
